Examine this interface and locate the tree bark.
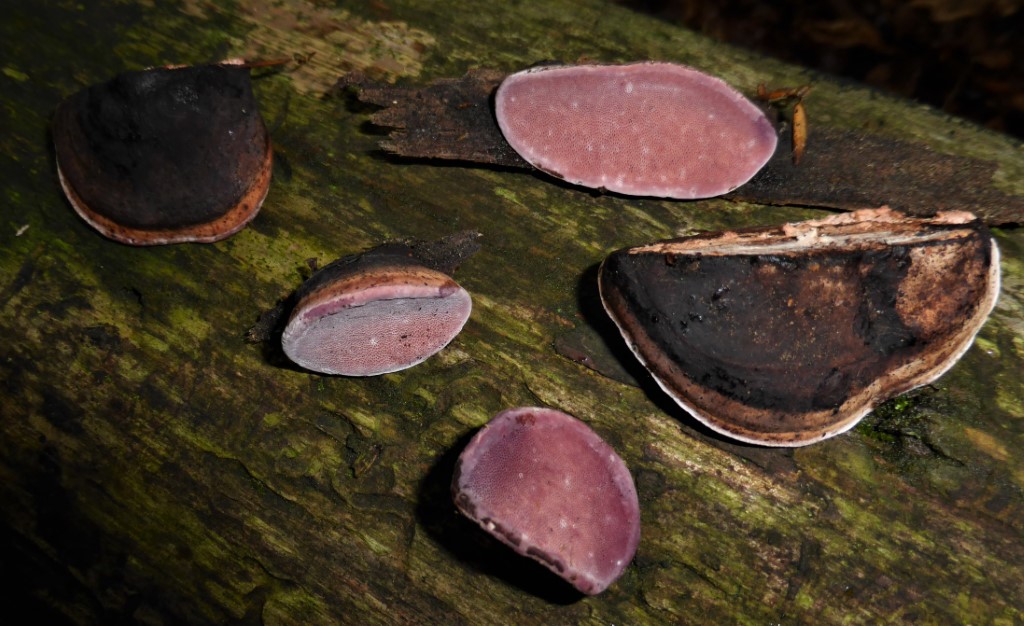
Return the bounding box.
[1,1,1022,624]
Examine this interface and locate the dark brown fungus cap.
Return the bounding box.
[598,208,1000,447]
[452,407,641,595]
[52,61,272,245]
[281,235,478,376]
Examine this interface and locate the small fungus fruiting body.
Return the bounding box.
[281,243,473,376]
[598,208,1000,447]
[52,61,272,245]
[757,83,812,164]
[452,407,641,595]
[494,62,777,198]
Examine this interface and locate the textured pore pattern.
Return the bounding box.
[285,290,471,376]
[454,407,640,595]
[495,63,777,198]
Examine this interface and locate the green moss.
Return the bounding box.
[2,1,1023,624]
[262,587,333,625]
[973,335,1000,358]
[855,392,926,445]
[2,66,29,81]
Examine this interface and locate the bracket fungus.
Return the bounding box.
[494,62,777,198]
[452,407,641,595]
[52,61,272,245]
[598,208,1000,446]
[281,234,478,376]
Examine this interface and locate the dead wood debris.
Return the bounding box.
[342,70,1023,225]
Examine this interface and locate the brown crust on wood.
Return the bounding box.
[726,126,1024,225]
[357,69,528,168]
[352,70,1024,225]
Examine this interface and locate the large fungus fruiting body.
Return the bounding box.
[52,61,272,245]
[452,407,641,595]
[494,62,777,198]
[598,208,1000,446]
[281,238,476,376]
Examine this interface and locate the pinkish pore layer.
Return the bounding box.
[495,62,778,199]
[452,407,640,595]
[282,283,471,376]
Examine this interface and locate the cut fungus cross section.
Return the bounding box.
[598,208,1000,446]
[281,238,475,376]
[452,407,641,595]
[494,62,777,199]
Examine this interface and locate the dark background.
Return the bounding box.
[616,0,1024,140]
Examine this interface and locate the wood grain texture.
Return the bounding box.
[1,1,1022,624]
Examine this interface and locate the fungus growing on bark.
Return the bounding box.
[281,234,478,376]
[52,61,272,245]
[452,407,641,595]
[494,62,777,198]
[598,208,1000,446]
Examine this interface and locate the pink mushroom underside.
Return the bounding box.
[495,63,778,198]
[455,408,640,595]
[284,284,471,376]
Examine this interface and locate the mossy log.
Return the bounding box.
[1,1,1023,624]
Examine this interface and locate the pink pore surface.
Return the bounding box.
[454,407,641,595]
[282,283,471,376]
[495,63,778,198]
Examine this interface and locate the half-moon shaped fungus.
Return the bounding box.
[598,208,1000,446]
[452,407,641,595]
[494,62,777,198]
[281,236,477,376]
[52,61,272,245]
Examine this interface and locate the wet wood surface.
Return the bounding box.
[1,1,1022,624]
[358,70,1024,225]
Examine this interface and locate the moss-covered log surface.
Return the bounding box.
[1,1,1022,624]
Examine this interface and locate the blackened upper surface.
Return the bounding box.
[53,64,269,230]
[600,224,993,418]
[294,244,421,304]
[294,233,481,303]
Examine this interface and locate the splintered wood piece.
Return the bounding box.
[358,69,527,167]
[352,70,1024,225]
[598,208,1000,447]
[756,83,811,164]
[792,100,808,164]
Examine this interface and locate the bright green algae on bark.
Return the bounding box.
[0,0,1023,624]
